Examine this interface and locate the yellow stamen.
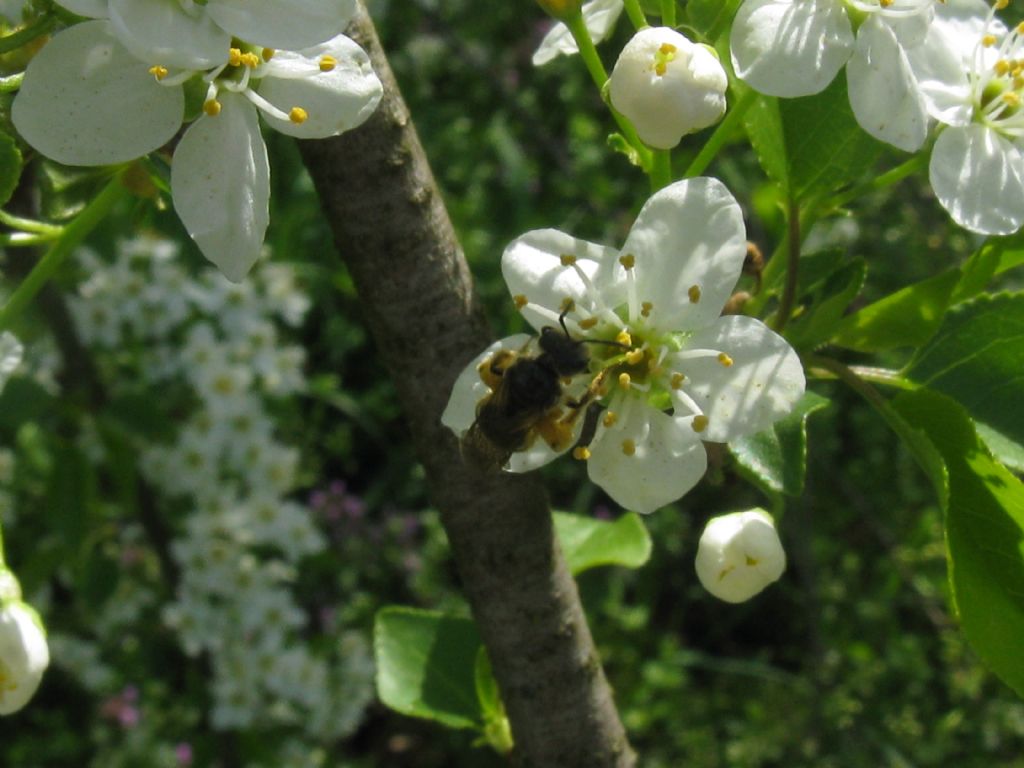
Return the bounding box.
[618,372,631,390]
[641,301,653,317]
[262,48,275,61]
[692,415,708,433]
[573,446,591,461]
[995,0,1008,9]
[560,253,577,266]
[1004,92,1021,107]
[670,372,685,389]
[319,55,337,72]
[621,439,636,456]
[996,59,1011,76]
[560,297,576,313]
[616,329,632,347]
[603,411,618,428]
[229,47,243,67]
[240,52,260,68]
[203,99,222,117]
[513,294,528,309]
[717,352,734,367]
[289,107,309,124]
[626,349,645,365]
[149,65,168,80]
[579,317,599,329]
[688,285,702,303]
[619,253,635,269]
[983,34,998,47]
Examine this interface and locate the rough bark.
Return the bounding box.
[298,4,634,766]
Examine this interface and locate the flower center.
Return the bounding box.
[652,43,677,77]
[969,4,1024,138]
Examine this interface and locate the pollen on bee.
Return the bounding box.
[262,47,275,61]
[289,107,309,124]
[149,65,169,80]
[618,372,631,390]
[513,294,528,309]
[319,55,338,72]
[603,411,618,428]
[670,372,685,389]
[203,99,222,116]
[621,439,636,456]
[641,301,653,317]
[616,329,632,347]
[717,352,734,367]
[560,253,577,266]
[619,253,636,270]
[573,446,591,460]
[626,349,645,365]
[688,285,702,303]
[692,415,709,433]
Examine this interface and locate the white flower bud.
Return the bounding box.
[0,600,49,715]
[609,27,727,150]
[695,509,785,603]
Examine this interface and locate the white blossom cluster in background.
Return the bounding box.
[58,236,374,762]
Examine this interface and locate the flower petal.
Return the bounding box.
[847,15,927,152]
[730,0,853,97]
[622,177,746,332]
[441,334,533,436]
[171,94,271,282]
[587,406,706,514]
[257,35,382,139]
[206,0,356,50]
[55,0,107,17]
[12,21,183,166]
[0,600,49,715]
[674,315,805,443]
[532,0,624,66]
[929,124,1024,236]
[502,229,624,334]
[108,0,229,69]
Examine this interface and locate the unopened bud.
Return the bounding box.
[535,0,583,20]
[695,509,785,603]
[609,27,727,149]
[0,599,49,715]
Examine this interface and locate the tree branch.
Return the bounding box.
[298,4,634,766]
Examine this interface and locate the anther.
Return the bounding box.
[996,0,1008,9]
[983,33,998,47]
[240,52,260,68]
[692,415,708,433]
[618,372,631,390]
[229,47,243,67]
[573,446,591,461]
[289,107,309,124]
[670,372,685,389]
[560,297,576,313]
[616,330,632,346]
[641,301,653,317]
[560,253,577,266]
[603,411,618,428]
[997,59,1011,76]
[149,65,168,80]
[621,439,636,456]
[879,0,892,6]
[513,294,528,309]
[688,285,702,303]
[319,55,337,72]
[717,353,733,367]
[203,99,222,116]
[262,48,275,61]
[579,317,599,329]
[626,349,645,365]
[619,253,635,269]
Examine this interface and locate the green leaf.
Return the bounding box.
[374,607,483,730]
[0,130,22,207]
[552,511,652,575]
[786,257,866,350]
[905,293,1024,471]
[686,0,743,39]
[730,391,830,496]
[744,93,787,191]
[895,389,1024,698]
[831,267,961,352]
[474,647,513,755]
[46,444,96,549]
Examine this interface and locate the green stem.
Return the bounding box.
[772,193,801,333]
[650,150,672,192]
[564,11,652,170]
[623,0,648,29]
[0,172,127,333]
[660,0,676,27]
[827,153,927,211]
[0,14,55,55]
[0,232,59,247]
[0,209,63,236]
[683,86,757,178]
[847,365,916,391]
[0,72,23,93]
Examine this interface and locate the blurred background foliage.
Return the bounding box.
[1,0,1023,766]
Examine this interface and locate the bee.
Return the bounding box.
[462,311,621,471]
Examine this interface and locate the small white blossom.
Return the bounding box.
[695,509,786,603]
[730,0,937,151]
[443,178,805,514]
[533,0,624,66]
[609,27,727,149]
[0,599,49,715]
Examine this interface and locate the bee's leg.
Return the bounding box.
[561,368,610,424]
[478,349,517,389]
[536,409,576,452]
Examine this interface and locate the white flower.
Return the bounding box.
[0,599,49,715]
[609,27,727,149]
[906,0,1024,235]
[13,21,382,281]
[695,509,786,602]
[730,0,937,151]
[443,178,805,514]
[533,0,624,67]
